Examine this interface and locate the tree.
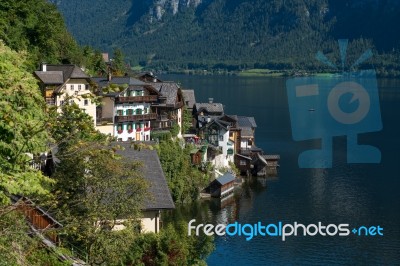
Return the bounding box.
[112,48,127,76]
[0,0,84,70]
[124,222,214,266]
[0,41,52,205]
[0,41,68,265]
[52,142,148,265]
[157,140,209,203]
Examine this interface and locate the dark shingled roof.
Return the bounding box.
[151,82,180,105]
[215,173,235,186]
[182,90,196,109]
[42,64,89,81]
[237,116,257,128]
[195,103,224,114]
[34,65,90,93]
[34,71,64,84]
[115,144,175,210]
[92,77,159,97]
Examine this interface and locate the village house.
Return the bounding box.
[93,76,160,141]
[34,63,96,126]
[193,99,224,128]
[199,118,235,168]
[115,143,175,233]
[138,73,184,137]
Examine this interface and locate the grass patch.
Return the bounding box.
[238,68,284,77]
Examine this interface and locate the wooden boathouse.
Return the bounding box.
[208,173,236,198]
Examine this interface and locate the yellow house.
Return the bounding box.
[34,64,96,126]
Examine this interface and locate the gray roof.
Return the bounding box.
[92,77,158,97]
[35,65,90,94]
[34,71,64,84]
[215,173,235,185]
[237,116,257,128]
[36,65,89,82]
[240,127,254,138]
[92,76,146,88]
[115,143,175,210]
[195,103,224,115]
[182,90,196,109]
[151,82,180,105]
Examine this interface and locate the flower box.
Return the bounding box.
[117,130,123,134]
[128,129,133,133]
[144,127,151,132]
[136,128,142,132]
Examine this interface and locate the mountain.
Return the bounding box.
[51,0,400,74]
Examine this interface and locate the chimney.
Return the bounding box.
[209,98,213,104]
[41,62,47,72]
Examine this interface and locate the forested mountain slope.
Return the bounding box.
[52,0,400,74]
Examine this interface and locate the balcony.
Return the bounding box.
[115,95,158,104]
[115,113,157,123]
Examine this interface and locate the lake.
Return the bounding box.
[161,74,400,265]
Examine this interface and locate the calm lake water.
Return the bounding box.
[161,74,400,265]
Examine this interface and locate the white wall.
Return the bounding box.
[56,79,96,126]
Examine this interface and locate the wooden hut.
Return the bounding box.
[208,173,235,198]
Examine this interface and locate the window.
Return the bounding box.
[117,110,123,116]
[78,85,82,91]
[248,139,253,146]
[84,99,88,106]
[227,149,234,155]
[146,135,149,141]
[219,135,224,141]
[60,100,64,106]
[85,84,89,90]
[136,109,142,115]
[117,138,122,142]
[144,107,148,114]
[128,137,133,141]
[127,109,134,115]
[240,160,247,166]
[70,85,74,90]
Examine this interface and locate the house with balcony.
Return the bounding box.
[93,76,160,141]
[34,63,96,126]
[138,73,184,136]
[198,117,235,168]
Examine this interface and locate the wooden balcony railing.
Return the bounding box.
[115,95,158,104]
[114,113,157,123]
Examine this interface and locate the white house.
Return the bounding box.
[93,77,160,141]
[34,64,97,126]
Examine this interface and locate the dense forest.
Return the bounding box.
[52,0,400,76]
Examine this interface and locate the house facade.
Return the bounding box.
[94,77,160,141]
[34,64,96,126]
[138,74,184,136]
